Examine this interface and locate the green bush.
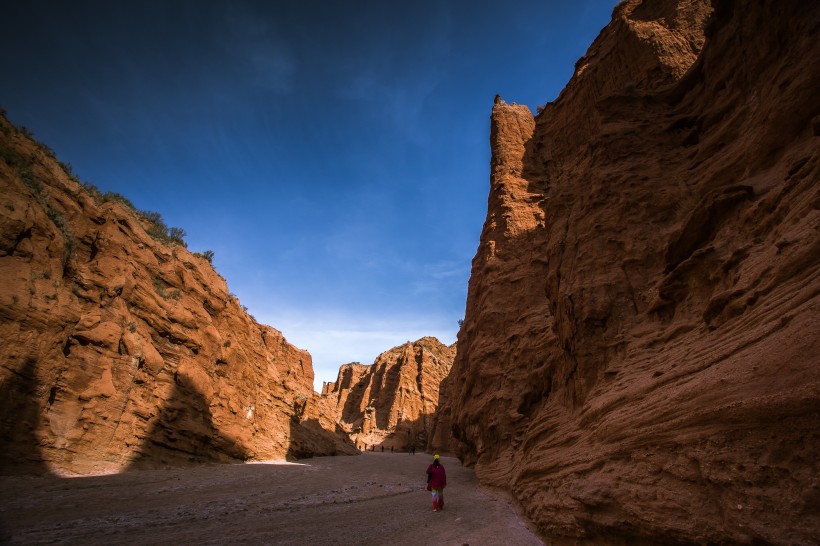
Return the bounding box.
[82,182,102,200]
[169,226,186,243]
[39,143,56,159]
[139,210,163,224]
[138,210,185,246]
[0,140,26,167]
[19,166,43,193]
[152,277,180,301]
[193,250,215,263]
[102,191,136,209]
[58,161,73,176]
[84,186,185,247]
[48,207,75,270]
[4,115,196,260]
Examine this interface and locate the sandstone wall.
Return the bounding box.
[323,337,454,451]
[446,0,820,543]
[0,116,355,475]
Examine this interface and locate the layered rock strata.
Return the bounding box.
[322,337,454,451]
[444,0,820,544]
[0,116,355,475]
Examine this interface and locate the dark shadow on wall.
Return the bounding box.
[352,412,435,455]
[0,356,51,475]
[340,376,369,428]
[426,371,455,455]
[287,417,358,461]
[125,376,249,471]
[375,363,402,430]
[338,362,406,432]
[400,413,433,453]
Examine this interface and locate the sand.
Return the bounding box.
[0,453,543,545]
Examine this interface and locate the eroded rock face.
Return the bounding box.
[322,337,454,451]
[0,116,355,475]
[446,0,820,544]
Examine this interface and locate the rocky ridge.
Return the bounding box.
[0,115,356,475]
[439,0,820,544]
[322,337,454,451]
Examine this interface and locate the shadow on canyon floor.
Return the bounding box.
[0,452,545,546]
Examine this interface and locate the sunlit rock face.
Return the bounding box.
[445,0,820,543]
[322,337,454,451]
[0,115,355,475]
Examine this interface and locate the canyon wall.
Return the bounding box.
[445,0,819,544]
[322,337,454,451]
[0,115,356,475]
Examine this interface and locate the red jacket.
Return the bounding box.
[426,463,447,489]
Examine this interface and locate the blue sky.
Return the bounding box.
[1,1,617,391]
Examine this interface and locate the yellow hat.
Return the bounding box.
[434,454,440,460]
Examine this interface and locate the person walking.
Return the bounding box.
[425,454,447,511]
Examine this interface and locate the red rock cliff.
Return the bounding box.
[447,0,819,544]
[322,337,454,451]
[0,116,355,475]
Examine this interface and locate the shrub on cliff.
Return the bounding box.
[194,250,215,263]
[4,112,192,253]
[137,210,187,247]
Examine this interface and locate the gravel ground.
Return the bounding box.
[0,453,543,545]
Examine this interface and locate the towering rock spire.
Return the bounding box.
[442,0,820,543]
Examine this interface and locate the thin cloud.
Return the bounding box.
[410,259,470,295]
[426,260,469,279]
[255,309,458,392]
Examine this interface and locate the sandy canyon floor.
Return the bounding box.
[0,453,543,545]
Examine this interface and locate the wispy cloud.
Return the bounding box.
[425,260,468,280]
[409,259,470,296]
[254,308,458,392]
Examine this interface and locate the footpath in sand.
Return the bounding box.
[0,453,543,545]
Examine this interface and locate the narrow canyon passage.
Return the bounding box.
[0,454,543,545]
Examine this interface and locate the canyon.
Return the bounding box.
[1,0,818,544]
[438,0,819,544]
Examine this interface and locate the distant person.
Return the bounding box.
[409,445,415,455]
[425,454,447,512]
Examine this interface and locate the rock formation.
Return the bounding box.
[0,115,356,475]
[322,337,454,451]
[441,0,820,544]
